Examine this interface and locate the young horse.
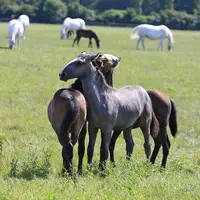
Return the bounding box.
[59,53,159,169]
[18,14,30,39]
[8,19,24,49]
[60,17,85,39]
[105,60,178,167]
[130,24,174,51]
[109,90,178,168]
[72,29,101,48]
[48,53,120,173]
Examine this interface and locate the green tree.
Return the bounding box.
[130,0,143,14]
[40,0,67,23]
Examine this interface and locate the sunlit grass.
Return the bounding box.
[0,23,200,199]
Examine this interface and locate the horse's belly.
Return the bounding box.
[114,110,140,130]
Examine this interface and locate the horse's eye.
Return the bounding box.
[77,60,83,65]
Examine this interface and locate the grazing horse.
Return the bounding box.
[60,17,85,39]
[47,53,120,173]
[8,19,24,49]
[72,29,101,49]
[130,24,174,51]
[109,90,178,168]
[18,14,30,39]
[59,53,159,170]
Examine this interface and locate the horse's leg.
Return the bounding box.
[161,128,170,168]
[88,38,92,48]
[140,123,151,161]
[72,37,77,47]
[23,29,26,40]
[87,123,98,165]
[99,129,112,170]
[157,38,164,51]
[123,128,134,160]
[78,124,87,173]
[62,140,73,174]
[150,136,161,164]
[77,37,81,46]
[109,130,122,165]
[141,36,145,50]
[17,36,20,49]
[136,38,141,50]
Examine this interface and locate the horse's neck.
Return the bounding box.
[69,79,84,94]
[81,69,112,112]
[93,34,99,41]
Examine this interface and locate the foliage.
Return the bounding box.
[9,149,51,180]
[67,2,96,21]
[101,9,126,23]
[0,0,200,29]
[40,0,67,23]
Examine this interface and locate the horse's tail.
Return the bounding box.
[130,26,139,40]
[167,29,174,44]
[59,95,80,146]
[169,99,178,137]
[150,111,160,139]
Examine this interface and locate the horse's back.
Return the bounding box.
[18,14,30,27]
[147,90,171,123]
[113,85,152,129]
[48,88,86,133]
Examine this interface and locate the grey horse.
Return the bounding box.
[59,53,159,169]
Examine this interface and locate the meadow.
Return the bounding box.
[0,23,200,200]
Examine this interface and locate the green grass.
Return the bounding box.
[0,23,200,199]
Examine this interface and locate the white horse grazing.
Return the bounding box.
[8,19,24,49]
[60,17,86,39]
[130,24,174,51]
[18,14,30,39]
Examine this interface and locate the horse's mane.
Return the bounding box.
[93,66,113,91]
[93,31,100,41]
[68,79,83,94]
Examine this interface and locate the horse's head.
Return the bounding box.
[59,52,98,82]
[60,28,65,39]
[9,39,15,49]
[96,40,101,49]
[168,44,172,51]
[92,53,120,86]
[92,53,120,73]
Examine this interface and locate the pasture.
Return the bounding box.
[0,23,200,199]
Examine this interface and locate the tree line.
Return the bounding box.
[0,0,200,29]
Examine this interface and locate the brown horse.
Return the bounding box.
[47,53,119,173]
[72,29,101,48]
[109,89,178,168]
[48,88,87,173]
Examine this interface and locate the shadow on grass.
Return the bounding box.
[0,46,10,50]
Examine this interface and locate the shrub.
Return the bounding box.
[9,148,51,180]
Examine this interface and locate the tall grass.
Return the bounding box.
[0,23,200,199]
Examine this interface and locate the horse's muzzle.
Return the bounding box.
[59,72,67,81]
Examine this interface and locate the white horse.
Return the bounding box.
[8,19,24,49]
[130,24,174,51]
[18,14,30,39]
[60,17,86,39]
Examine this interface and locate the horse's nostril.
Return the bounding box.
[59,72,64,79]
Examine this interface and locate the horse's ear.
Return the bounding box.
[91,53,104,68]
[78,51,87,58]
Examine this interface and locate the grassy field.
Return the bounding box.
[0,23,200,200]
